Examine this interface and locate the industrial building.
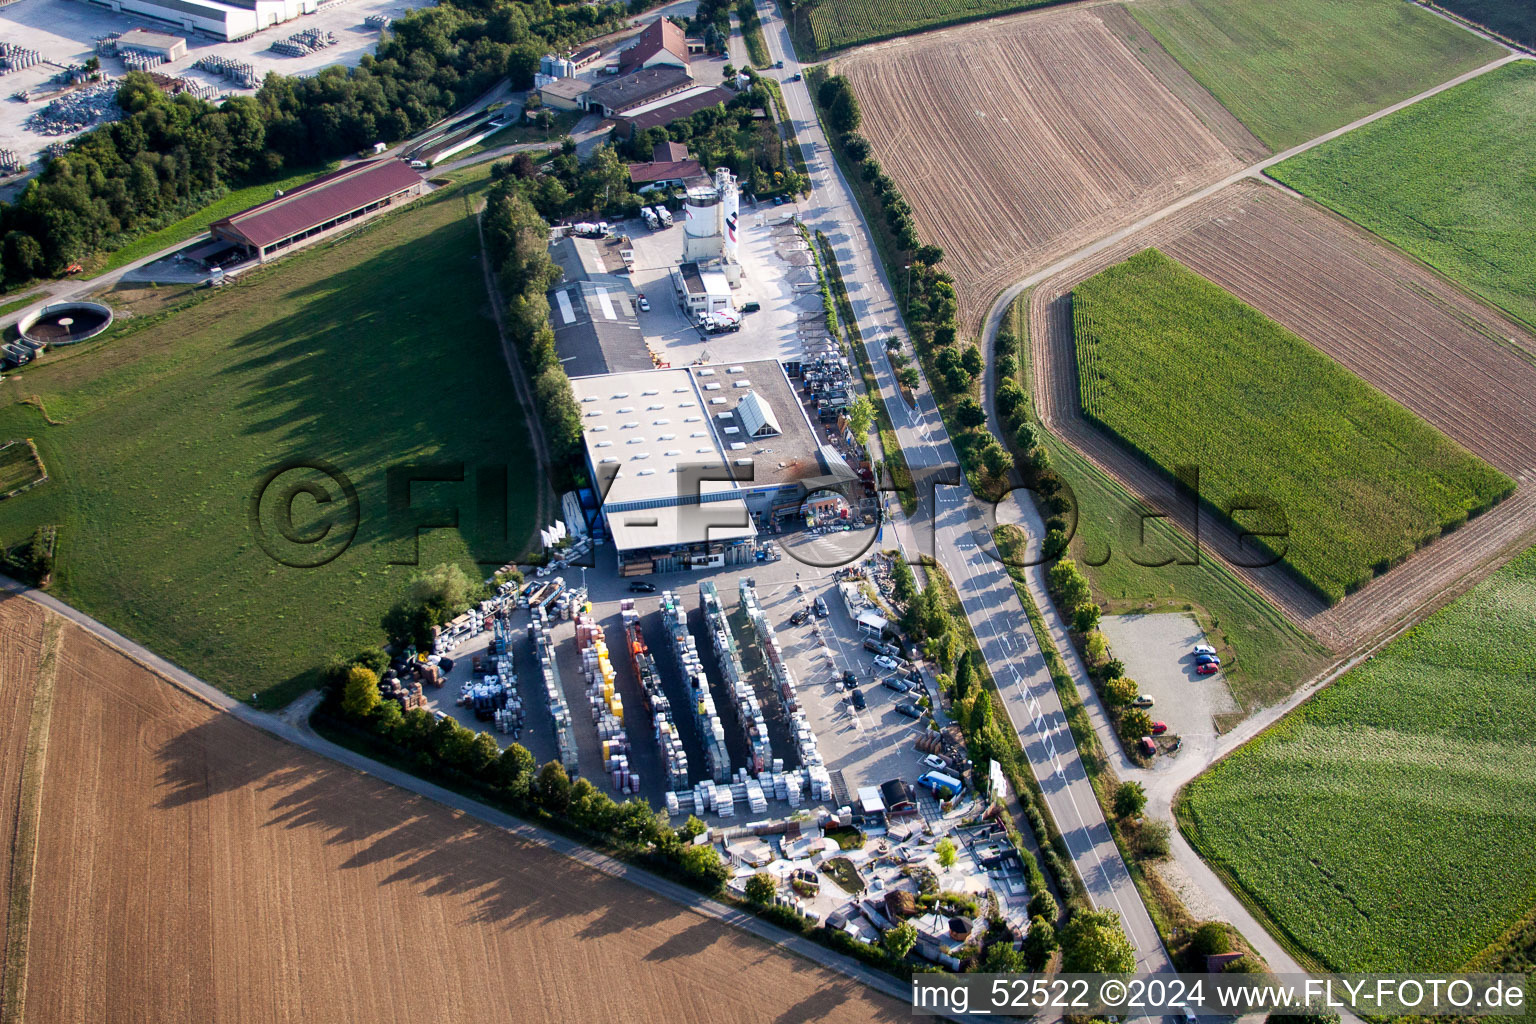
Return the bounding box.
[547,234,659,376]
[571,360,857,575]
[85,0,317,42]
[209,159,427,262]
[117,27,187,60]
[670,166,743,314]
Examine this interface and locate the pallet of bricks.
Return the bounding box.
[529,607,580,773]
[661,591,729,790]
[0,44,42,72]
[378,668,428,712]
[576,609,640,795]
[193,54,258,89]
[457,614,523,735]
[739,579,832,803]
[700,582,772,775]
[624,602,690,804]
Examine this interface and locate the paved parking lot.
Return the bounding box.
[1097,612,1237,767]
[755,576,935,806]
[624,206,829,366]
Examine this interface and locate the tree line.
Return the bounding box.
[0,0,640,286]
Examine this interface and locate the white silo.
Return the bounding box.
[718,166,739,263]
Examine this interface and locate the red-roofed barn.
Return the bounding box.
[619,17,690,75]
[209,159,428,263]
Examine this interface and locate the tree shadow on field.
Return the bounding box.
[148,711,907,1021]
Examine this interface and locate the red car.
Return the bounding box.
[1151,721,1168,736]
[1138,737,1157,758]
[1196,662,1219,675]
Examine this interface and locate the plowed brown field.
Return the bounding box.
[0,595,904,1024]
[1030,182,1536,652]
[839,4,1262,333]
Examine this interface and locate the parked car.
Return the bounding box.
[628,581,656,593]
[637,297,650,312]
[842,670,858,689]
[1196,662,1219,676]
[1175,1005,1197,1024]
[1131,694,1155,708]
[790,609,810,626]
[882,676,910,694]
[772,196,785,205]
[849,689,867,711]
[1192,644,1216,657]
[919,754,947,770]
[814,596,830,619]
[895,700,924,720]
[1195,653,1221,666]
[1138,736,1157,757]
[873,654,899,672]
[1151,721,1169,736]
[741,300,761,313]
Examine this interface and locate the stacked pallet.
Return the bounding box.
[700,582,773,774]
[577,611,639,795]
[661,590,729,784]
[739,579,827,781]
[624,602,688,790]
[529,608,579,772]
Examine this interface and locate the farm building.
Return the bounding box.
[615,87,734,137]
[568,45,603,69]
[209,159,427,262]
[86,0,317,41]
[539,77,592,111]
[584,67,693,118]
[570,360,856,575]
[618,17,690,75]
[628,157,705,189]
[118,27,187,60]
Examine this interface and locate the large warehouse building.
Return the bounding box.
[209,159,427,262]
[571,361,857,575]
[86,0,317,41]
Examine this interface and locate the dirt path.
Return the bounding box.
[475,200,557,551]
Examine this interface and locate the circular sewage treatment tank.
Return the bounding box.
[18,301,113,345]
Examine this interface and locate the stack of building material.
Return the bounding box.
[530,608,580,772]
[740,578,824,773]
[379,673,427,712]
[364,13,392,29]
[624,601,689,790]
[662,590,729,784]
[700,581,773,774]
[577,610,639,794]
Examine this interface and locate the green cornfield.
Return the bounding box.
[805,0,1051,51]
[1269,61,1536,331]
[1179,543,1536,971]
[1071,249,1512,604]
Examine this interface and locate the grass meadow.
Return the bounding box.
[1179,543,1536,971]
[1269,61,1536,331]
[1072,249,1512,605]
[1128,0,1503,150]
[0,173,537,706]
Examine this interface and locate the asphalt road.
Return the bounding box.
[751,0,1174,975]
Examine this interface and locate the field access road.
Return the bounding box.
[0,574,927,1016]
[753,0,1174,976]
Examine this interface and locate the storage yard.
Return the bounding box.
[0,597,907,1024]
[416,561,940,823]
[835,4,1255,332]
[0,0,426,167]
[1029,181,1536,652]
